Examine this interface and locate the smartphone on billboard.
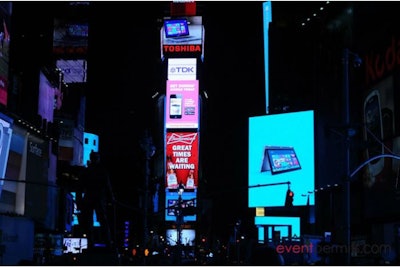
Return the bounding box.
[363,89,384,176]
[170,94,182,119]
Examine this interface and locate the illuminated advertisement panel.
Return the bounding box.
[63,237,88,254]
[4,126,24,195]
[168,58,197,81]
[161,16,204,59]
[83,132,99,167]
[165,132,199,190]
[38,71,59,123]
[165,190,197,222]
[166,228,196,246]
[165,80,199,129]
[362,73,400,218]
[0,113,12,197]
[70,192,100,227]
[53,18,88,56]
[248,110,315,207]
[56,59,87,84]
[0,3,11,107]
[255,216,301,242]
[170,1,196,17]
[263,1,272,114]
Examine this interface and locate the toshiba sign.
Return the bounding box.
[163,44,202,54]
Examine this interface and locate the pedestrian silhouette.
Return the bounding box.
[79,151,115,249]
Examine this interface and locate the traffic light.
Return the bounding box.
[144,248,150,257]
[285,189,294,207]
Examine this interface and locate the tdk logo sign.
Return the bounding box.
[170,66,194,73]
[168,58,197,80]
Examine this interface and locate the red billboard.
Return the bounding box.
[165,132,199,190]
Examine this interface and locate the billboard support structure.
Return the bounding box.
[176,183,185,265]
[139,129,156,253]
[343,48,362,266]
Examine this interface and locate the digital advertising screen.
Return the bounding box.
[0,113,12,197]
[165,80,199,129]
[38,71,59,123]
[70,192,100,227]
[56,59,87,84]
[170,1,196,17]
[53,18,88,56]
[255,216,301,242]
[161,16,204,59]
[362,73,400,219]
[4,127,24,196]
[165,228,196,246]
[162,16,202,45]
[249,110,315,207]
[165,132,199,190]
[0,2,11,107]
[165,190,197,222]
[263,1,272,114]
[164,19,190,38]
[83,132,99,167]
[168,58,197,81]
[63,237,88,254]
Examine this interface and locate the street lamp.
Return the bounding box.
[176,183,185,263]
[301,191,313,206]
[343,48,362,265]
[139,129,156,254]
[178,183,185,196]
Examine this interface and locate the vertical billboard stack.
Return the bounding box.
[161,1,204,256]
[247,2,316,249]
[52,2,89,167]
[51,2,100,240]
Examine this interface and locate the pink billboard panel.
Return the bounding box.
[166,80,199,129]
[0,7,11,107]
[165,132,199,190]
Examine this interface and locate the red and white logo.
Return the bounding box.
[167,132,197,145]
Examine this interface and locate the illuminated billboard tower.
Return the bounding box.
[160,1,204,256]
[248,1,316,247]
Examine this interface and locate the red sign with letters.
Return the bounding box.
[165,132,199,190]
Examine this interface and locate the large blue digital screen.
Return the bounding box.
[249,110,315,207]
